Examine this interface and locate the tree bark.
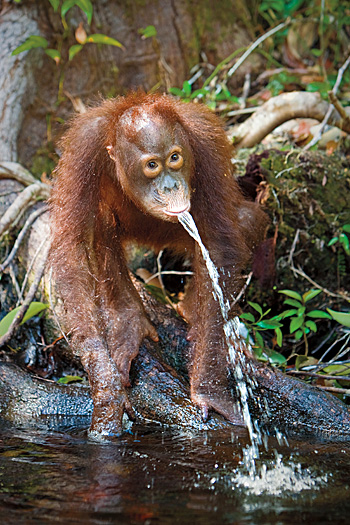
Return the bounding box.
[0,0,261,168]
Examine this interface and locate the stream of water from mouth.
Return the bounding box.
[178,211,266,476]
[178,212,333,492]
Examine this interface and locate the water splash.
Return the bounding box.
[233,453,328,496]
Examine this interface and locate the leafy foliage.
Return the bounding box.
[0,302,49,337]
[11,0,123,100]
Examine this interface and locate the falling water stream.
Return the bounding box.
[178,211,327,490]
[178,212,261,467]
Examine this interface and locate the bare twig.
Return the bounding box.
[8,264,21,299]
[0,205,48,272]
[287,370,350,381]
[18,236,48,304]
[287,229,350,301]
[0,183,51,238]
[227,20,291,78]
[231,271,253,306]
[144,270,193,284]
[0,240,50,348]
[291,264,350,301]
[0,162,38,186]
[304,54,350,150]
[314,385,350,395]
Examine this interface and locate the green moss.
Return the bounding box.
[242,148,350,310]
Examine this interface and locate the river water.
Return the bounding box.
[0,418,349,524]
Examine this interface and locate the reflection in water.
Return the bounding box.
[0,420,349,524]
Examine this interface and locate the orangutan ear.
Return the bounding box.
[106,145,117,161]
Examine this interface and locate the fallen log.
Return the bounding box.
[1,292,349,440]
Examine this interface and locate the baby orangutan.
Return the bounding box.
[50,92,268,437]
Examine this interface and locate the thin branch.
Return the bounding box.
[287,229,350,301]
[227,20,291,78]
[144,270,193,284]
[0,183,51,238]
[304,54,350,150]
[0,240,50,348]
[8,264,21,299]
[0,205,48,273]
[315,385,350,395]
[0,162,38,186]
[18,236,48,304]
[291,264,350,301]
[287,370,350,381]
[231,271,253,306]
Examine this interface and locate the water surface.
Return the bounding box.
[0,419,349,524]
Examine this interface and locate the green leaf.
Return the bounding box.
[279,309,298,319]
[295,355,318,370]
[61,0,76,18]
[302,289,321,303]
[294,329,304,340]
[279,289,302,301]
[169,87,185,97]
[307,310,332,319]
[339,233,350,254]
[190,88,208,99]
[69,44,83,60]
[45,48,61,61]
[342,224,350,233]
[76,0,93,25]
[257,319,283,329]
[0,302,49,337]
[169,88,184,98]
[240,312,255,323]
[283,298,303,308]
[12,35,48,56]
[322,364,350,376]
[327,236,339,246]
[182,81,192,97]
[48,0,60,11]
[247,301,263,316]
[254,331,265,350]
[290,316,304,333]
[275,327,283,347]
[138,25,157,38]
[297,306,306,315]
[253,346,268,362]
[327,309,350,328]
[86,34,124,48]
[57,375,83,384]
[305,320,317,332]
[267,349,287,366]
[62,0,93,25]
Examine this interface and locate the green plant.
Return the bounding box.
[259,0,304,24]
[265,70,301,96]
[169,81,239,110]
[277,288,331,355]
[328,224,350,256]
[12,0,123,102]
[240,301,286,365]
[0,302,49,338]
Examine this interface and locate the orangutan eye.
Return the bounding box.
[167,151,184,170]
[147,160,158,170]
